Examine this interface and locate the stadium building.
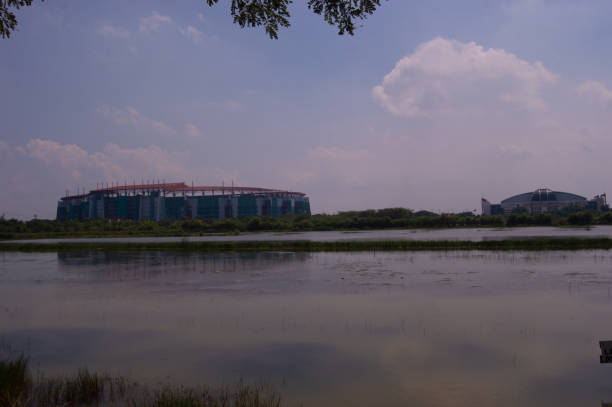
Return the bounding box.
[482,188,607,215]
[57,182,310,221]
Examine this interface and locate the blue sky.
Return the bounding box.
[1,0,612,218]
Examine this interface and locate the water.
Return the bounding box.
[3,225,612,244]
[1,250,612,406]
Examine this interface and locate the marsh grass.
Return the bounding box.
[31,369,130,407]
[0,355,30,406]
[0,356,282,407]
[1,237,612,252]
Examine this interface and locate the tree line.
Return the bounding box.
[2,208,612,239]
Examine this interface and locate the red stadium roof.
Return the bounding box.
[62,182,306,200]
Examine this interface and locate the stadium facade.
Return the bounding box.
[57,182,310,221]
[482,188,607,215]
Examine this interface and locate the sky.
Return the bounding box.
[1,0,612,219]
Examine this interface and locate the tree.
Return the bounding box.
[1,0,383,40]
[0,0,39,38]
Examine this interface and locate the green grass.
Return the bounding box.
[0,356,282,407]
[1,237,612,252]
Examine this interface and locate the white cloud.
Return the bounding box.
[180,25,203,44]
[184,123,205,138]
[98,24,131,39]
[372,37,557,117]
[576,80,612,104]
[198,13,205,23]
[139,11,173,34]
[27,139,90,171]
[98,105,177,136]
[23,139,237,186]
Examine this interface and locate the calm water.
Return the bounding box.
[4,225,612,244]
[2,250,612,406]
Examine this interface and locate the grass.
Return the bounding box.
[0,356,282,407]
[0,355,30,406]
[1,237,612,252]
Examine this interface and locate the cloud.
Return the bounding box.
[198,13,205,23]
[0,140,11,156]
[290,146,372,188]
[0,138,239,218]
[184,123,205,138]
[97,24,131,39]
[576,80,612,104]
[23,139,238,184]
[98,105,177,137]
[27,139,90,171]
[180,25,203,44]
[139,11,172,34]
[372,37,557,117]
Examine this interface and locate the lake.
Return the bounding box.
[1,250,612,406]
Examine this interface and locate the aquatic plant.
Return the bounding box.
[0,354,30,406]
[0,356,282,407]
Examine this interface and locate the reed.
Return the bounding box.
[1,237,612,252]
[0,355,30,406]
[0,356,282,407]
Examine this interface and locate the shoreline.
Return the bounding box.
[0,225,600,242]
[1,237,611,252]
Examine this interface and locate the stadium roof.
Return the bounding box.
[501,188,586,204]
[62,182,306,200]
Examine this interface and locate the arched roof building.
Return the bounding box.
[57,182,310,221]
[482,188,606,215]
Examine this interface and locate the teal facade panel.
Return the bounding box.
[237,196,258,217]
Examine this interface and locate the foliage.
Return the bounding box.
[1,0,383,40]
[205,0,291,39]
[0,0,42,38]
[3,206,612,240]
[567,211,594,226]
[204,0,383,38]
[306,0,382,35]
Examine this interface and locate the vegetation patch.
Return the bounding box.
[0,355,281,407]
[1,238,612,252]
[2,207,612,241]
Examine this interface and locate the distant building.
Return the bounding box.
[482,188,607,215]
[57,182,310,221]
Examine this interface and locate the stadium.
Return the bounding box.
[482,188,607,215]
[57,182,310,221]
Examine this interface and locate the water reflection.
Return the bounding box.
[600,341,612,363]
[2,251,612,406]
[57,251,311,282]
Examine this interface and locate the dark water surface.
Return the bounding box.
[2,250,612,406]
